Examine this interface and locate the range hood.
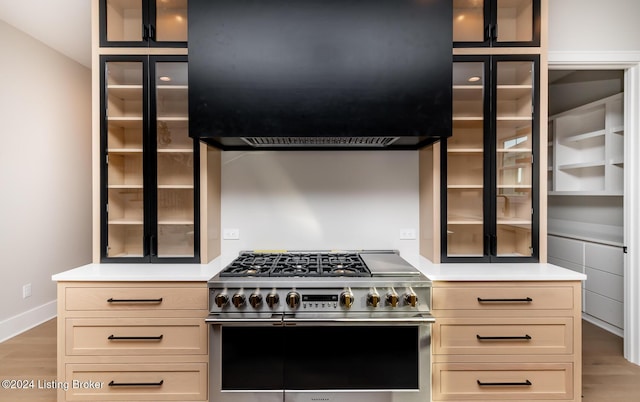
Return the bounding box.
[188,0,452,150]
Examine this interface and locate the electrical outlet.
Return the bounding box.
[399,229,417,240]
[23,283,32,299]
[223,228,240,240]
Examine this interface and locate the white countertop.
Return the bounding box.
[51,255,237,282]
[52,254,586,282]
[407,255,586,281]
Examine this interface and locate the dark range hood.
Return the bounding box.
[188,0,452,150]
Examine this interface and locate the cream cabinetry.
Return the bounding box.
[56,282,209,402]
[431,281,582,401]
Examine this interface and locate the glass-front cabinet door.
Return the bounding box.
[445,61,488,258]
[494,59,536,258]
[151,60,197,259]
[100,0,188,47]
[444,56,538,263]
[101,56,198,263]
[453,0,539,47]
[103,59,147,259]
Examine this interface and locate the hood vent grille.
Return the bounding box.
[241,137,400,148]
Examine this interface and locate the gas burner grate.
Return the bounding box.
[219,252,371,277]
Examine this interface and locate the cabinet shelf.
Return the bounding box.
[564,129,606,143]
[108,148,143,153]
[558,161,606,170]
[107,184,144,189]
[448,148,484,153]
[448,185,484,189]
[108,219,144,225]
[107,85,143,99]
[158,220,195,225]
[497,85,533,99]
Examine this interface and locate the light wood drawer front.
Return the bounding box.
[66,318,207,356]
[433,317,573,355]
[433,363,573,401]
[65,287,207,311]
[65,363,207,401]
[432,286,574,311]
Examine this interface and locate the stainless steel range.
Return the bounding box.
[206,250,434,402]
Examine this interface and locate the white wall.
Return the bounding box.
[549,0,640,53]
[220,151,419,258]
[0,20,92,341]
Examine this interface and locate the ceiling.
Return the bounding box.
[0,0,91,67]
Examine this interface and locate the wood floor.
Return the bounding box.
[1,319,639,401]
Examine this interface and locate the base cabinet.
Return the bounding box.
[56,282,209,402]
[431,281,582,402]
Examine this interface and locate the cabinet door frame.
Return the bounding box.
[453,0,541,49]
[148,55,201,264]
[99,0,188,48]
[100,55,200,263]
[442,54,540,263]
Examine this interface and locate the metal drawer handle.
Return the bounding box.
[477,297,533,303]
[107,298,163,304]
[108,334,164,341]
[477,334,532,341]
[108,380,164,387]
[477,379,532,387]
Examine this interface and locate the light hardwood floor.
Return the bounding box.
[1,319,639,401]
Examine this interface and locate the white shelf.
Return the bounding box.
[558,160,606,170]
[564,129,606,143]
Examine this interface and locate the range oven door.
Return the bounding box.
[207,313,434,402]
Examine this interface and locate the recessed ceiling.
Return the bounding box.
[0,0,91,67]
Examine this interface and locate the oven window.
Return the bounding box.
[221,327,284,390]
[284,326,419,390]
[221,326,419,390]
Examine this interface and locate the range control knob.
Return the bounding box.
[232,293,246,308]
[249,293,263,309]
[214,293,229,308]
[386,292,399,308]
[340,291,354,309]
[286,292,301,309]
[266,293,280,308]
[404,292,418,307]
[367,293,380,307]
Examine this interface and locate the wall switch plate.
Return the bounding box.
[23,283,32,299]
[399,229,417,240]
[223,228,240,240]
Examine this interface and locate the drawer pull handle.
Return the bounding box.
[477,379,532,387]
[477,297,533,303]
[108,380,164,387]
[477,334,532,341]
[108,335,164,341]
[107,298,163,304]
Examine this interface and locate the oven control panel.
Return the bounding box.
[209,287,431,313]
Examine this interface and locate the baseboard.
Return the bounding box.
[583,313,624,338]
[0,300,57,343]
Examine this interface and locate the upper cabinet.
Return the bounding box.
[549,93,624,195]
[100,0,188,47]
[453,0,540,48]
[443,55,539,262]
[101,56,200,262]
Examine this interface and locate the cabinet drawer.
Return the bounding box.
[66,318,207,356]
[65,363,207,401]
[432,285,574,311]
[433,317,573,355]
[433,362,573,400]
[65,287,207,311]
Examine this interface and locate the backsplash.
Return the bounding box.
[220,150,419,257]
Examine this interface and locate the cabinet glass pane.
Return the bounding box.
[453,0,485,43]
[496,0,533,43]
[106,0,143,42]
[155,62,194,258]
[106,62,145,258]
[449,62,485,257]
[155,0,188,42]
[495,61,533,257]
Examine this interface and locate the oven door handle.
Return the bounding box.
[205,314,283,326]
[282,313,435,326]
